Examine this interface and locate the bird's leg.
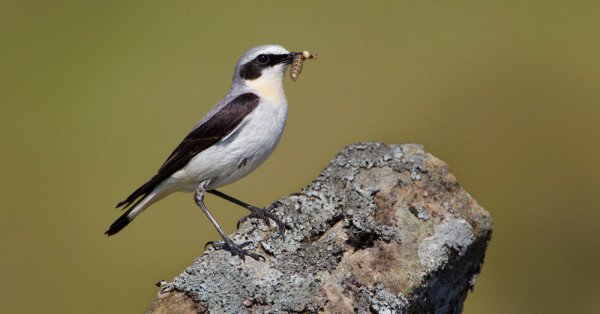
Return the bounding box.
[207,190,288,238]
[194,181,264,262]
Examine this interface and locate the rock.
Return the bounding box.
[147,143,493,313]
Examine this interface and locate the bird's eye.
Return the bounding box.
[256,54,269,64]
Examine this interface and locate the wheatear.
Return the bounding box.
[106,45,309,261]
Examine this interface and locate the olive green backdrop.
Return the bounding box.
[1,1,599,313]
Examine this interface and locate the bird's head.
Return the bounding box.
[231,45,300,100]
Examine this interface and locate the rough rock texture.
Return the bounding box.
[147,143,493,313]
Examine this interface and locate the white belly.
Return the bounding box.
[173,100,288,192]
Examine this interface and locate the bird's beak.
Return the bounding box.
[283,52,302,65]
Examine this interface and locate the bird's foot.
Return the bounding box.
[205,238,264,262]
[237,201,288,238]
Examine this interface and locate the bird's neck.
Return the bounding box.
[245,75,286,105]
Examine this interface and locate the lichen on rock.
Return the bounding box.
[148,143,493,313]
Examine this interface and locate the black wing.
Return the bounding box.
[116,93,260,211]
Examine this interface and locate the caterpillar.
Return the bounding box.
[290,51,317,81]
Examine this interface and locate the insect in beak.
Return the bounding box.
[290,51,317,81]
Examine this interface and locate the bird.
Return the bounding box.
[106,45,306,261]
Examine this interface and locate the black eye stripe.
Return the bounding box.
[256,54,290,67]
[240,62,261,80]
[239,53,291,80]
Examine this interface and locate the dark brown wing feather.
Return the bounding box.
[116,93,260,210]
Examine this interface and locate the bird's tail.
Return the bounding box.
[105,189,162,236]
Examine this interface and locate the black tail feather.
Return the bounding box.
[110,181,154,235]
[116,181,152,209]
[105,208,134,236]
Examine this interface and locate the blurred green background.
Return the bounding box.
[1,1,599,313]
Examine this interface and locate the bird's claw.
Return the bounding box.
[236,201,288,239]
[204,239,264,262]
